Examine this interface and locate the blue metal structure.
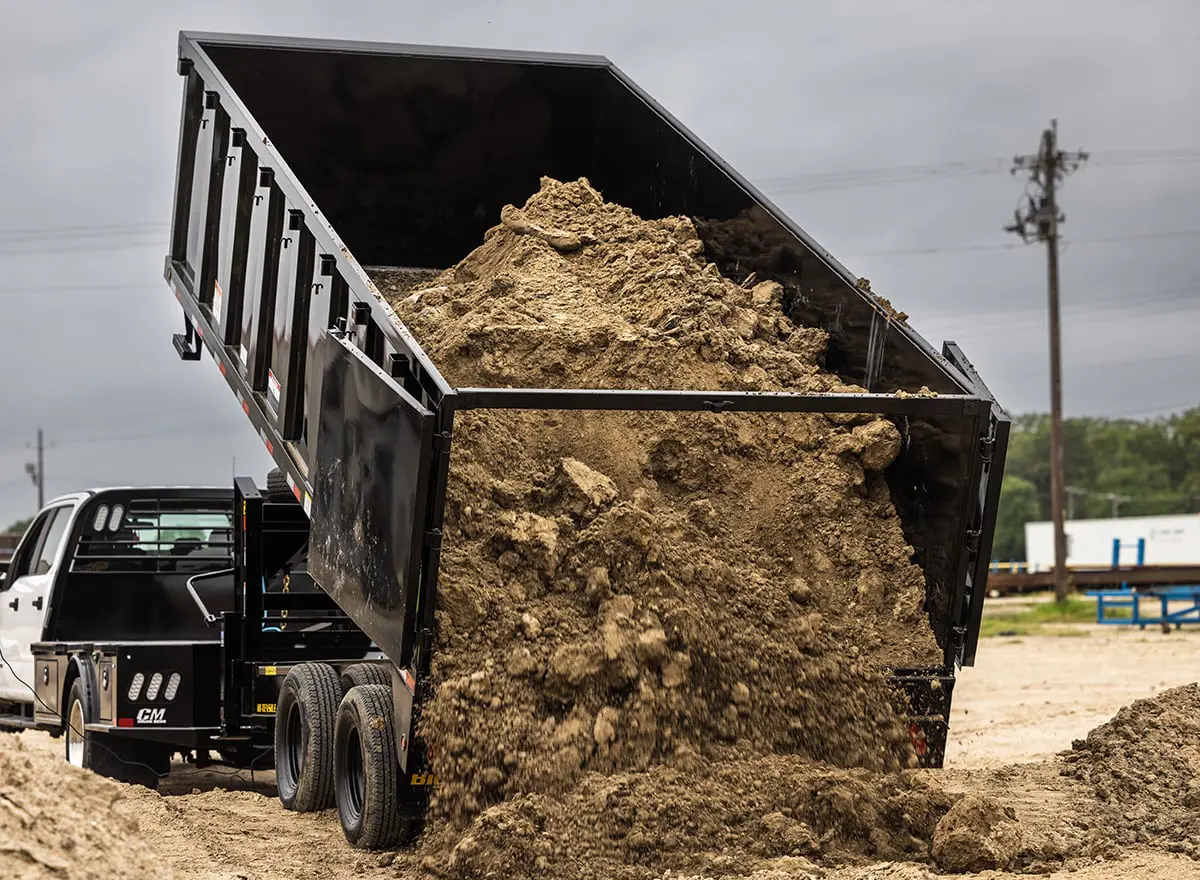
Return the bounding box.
[1086,584,1200,629]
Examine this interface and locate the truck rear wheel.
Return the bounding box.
[64,678,162,788]
[275,662,341,812]
[340,663,392,695]
[334,684,415,849]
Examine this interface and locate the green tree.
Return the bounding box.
[4,516,33,535]
[992,403,1200,562]
[993,476,1039,561]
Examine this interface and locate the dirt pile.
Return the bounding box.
[366,177,947,875]
[0,732,175,880]
[1062,682,1200,856]
[416,753,953,879]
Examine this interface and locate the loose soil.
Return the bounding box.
[368,177,943,872]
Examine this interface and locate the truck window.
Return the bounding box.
[33,507,72,575]
[3,510,54,584]
[73,505,233,573]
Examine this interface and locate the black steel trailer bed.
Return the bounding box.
[163,30,1009,825]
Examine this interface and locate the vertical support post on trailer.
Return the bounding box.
[237,478,265,665]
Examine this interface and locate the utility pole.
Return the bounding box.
[25,428,46,509]
[1006,120,1088,603]
[1065,485,1088,520]
[1105,492,1132,518]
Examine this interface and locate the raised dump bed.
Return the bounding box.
[164,31,1009,835]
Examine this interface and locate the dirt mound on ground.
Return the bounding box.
[368,177,945,874]
[421,753,953,879]
[1062,682,1200,856]
[0,733,174,880]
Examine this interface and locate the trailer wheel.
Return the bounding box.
[340,663,392,695]
[275,662,341,812]
[335,684,415,849]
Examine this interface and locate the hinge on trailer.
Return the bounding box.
[424,529,443,548]
[433,432,452,454]
[979,429,996,464]
[415,629,434,671]
[964,529,982,554]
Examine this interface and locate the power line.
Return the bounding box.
[845,228,1200,259]
[758,148,1200,193]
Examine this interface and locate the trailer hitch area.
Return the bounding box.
[173,314,204,362]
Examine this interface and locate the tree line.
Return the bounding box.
[992,405,1200,562]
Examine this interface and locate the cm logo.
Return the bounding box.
[136,708,166,725]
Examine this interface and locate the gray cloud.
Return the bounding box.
[1,0,1197,525]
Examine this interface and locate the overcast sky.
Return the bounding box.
[1,0,1197,526]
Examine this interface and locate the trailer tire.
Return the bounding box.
[275,662,341,812]
[335,684,415,849]
[266,468,298,504]
[340,663,392,695]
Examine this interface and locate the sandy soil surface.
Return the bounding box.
[5,628,1199,879]
[947,627,1200,768]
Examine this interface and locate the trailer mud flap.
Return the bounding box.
[307,331,435,670]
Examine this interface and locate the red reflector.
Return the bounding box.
[264,439,273,455]
[242,401,250,415]
[219,362,227,376]
[117,718,135,727]
[291,484,301,501]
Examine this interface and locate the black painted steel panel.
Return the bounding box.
[307,333,434,668]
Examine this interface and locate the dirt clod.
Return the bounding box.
[931,793,1023,872]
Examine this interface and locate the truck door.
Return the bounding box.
[0,503,74,702]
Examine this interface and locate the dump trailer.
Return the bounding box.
[163,31,1010,848]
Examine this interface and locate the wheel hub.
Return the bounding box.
[67,700,85,768]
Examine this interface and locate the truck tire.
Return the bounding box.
[334,684,416,849]
[63,678,162,789]
[275,662,341,812]
[340,663,392,695]
[266,468,298,504]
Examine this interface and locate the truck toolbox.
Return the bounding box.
[163,30,1009,809]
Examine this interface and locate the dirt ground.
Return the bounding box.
[5,625,1199,879]
[947,625,1200,769]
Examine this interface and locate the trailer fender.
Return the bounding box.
[391,666,414,772]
